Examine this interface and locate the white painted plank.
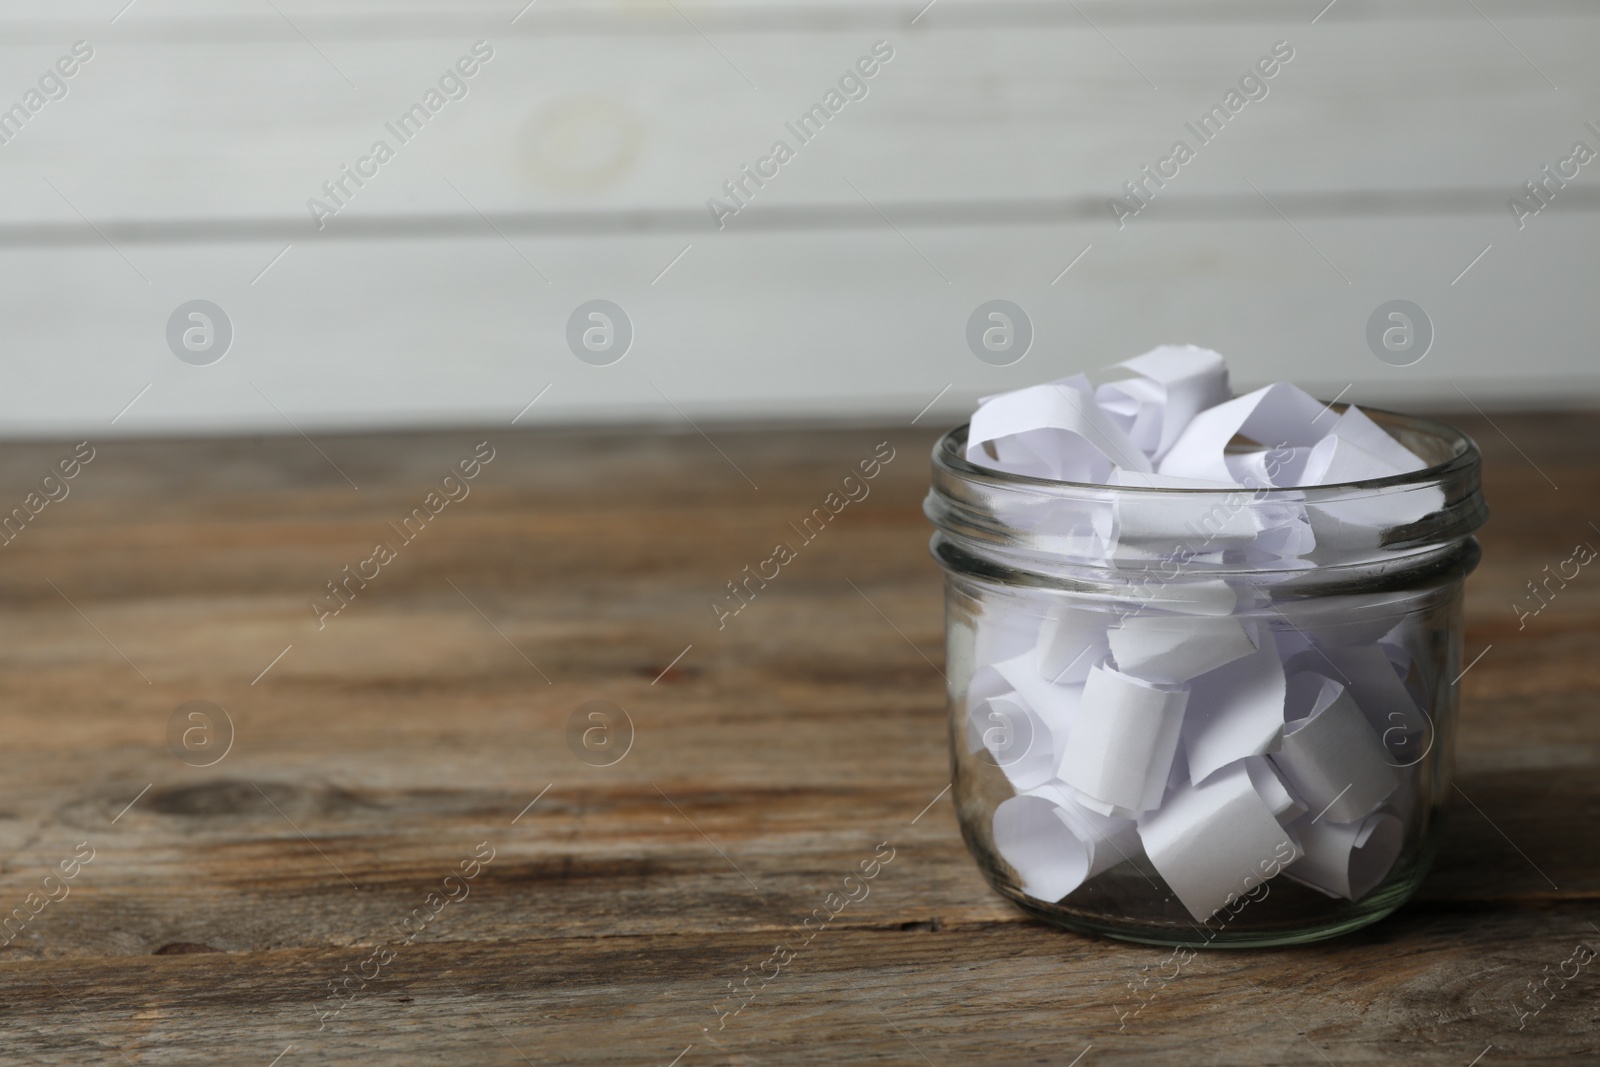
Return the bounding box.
[3,214,1593,439]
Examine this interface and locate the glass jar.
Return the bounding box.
[925,408,1486,946]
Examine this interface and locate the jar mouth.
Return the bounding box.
[926,403,1487,582]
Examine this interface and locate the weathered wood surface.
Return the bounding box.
[0,413,1596,1065]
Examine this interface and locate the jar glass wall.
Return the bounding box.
[926,408,1486,946]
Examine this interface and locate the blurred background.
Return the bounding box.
[3,0,1597,438]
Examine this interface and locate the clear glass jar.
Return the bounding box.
[925,408,1486,946]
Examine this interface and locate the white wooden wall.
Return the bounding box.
[2,0,1596,437]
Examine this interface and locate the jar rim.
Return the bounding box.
[934,403,1477,497]
[925,402,1488,583]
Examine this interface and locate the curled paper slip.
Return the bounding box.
[1318,406,1428,476]
[1226,447,1317,488]
[970,694,1065,793]
[1058,665,1188,816]
[993,650,1086,734]
[1285,811,1404,900]
[968,378,1153,481]
[1100,476,1262,557]
[1182,629,1288,784]
[1244,755,1305,820]
[1311,644,1426,742]
[993,782,1139,902]
[1109,612,1258,686]
[1095,345,1231,463]
[1137,760,1304,921]
[1157,382,1330,483]
[1301,434,1406,487]
[1036,613,1111,684]
[1121,576,1239,618]
[1269,674,1399,824]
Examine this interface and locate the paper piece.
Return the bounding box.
[968,377,1153,481]
[1058,665,1188,816]
[1109,613,1258,686]
[1300,434,1406,487]
[1269,674,1399,824]
[1137,760,1304,921]
[992,782,1140,902]
[1285,810,1403,900]
[1318,406,1428,476]
[1182,629,1288,783]
[1121,577,1239,618]
[1226,446,1318,488]
[1317,644,1425,740]
[1100,479,1262,557]
[973,603,1048,671]
[1036,612,1111,684]
[969,693,1066,792]
[1095,345,1231,463]
[1157,382,1330,483]
[992,650,1086,735]
[1243,755,1305,820]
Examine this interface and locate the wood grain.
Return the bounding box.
[0,414,1595,1063]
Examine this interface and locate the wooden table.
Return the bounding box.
[1,413,1596,1065]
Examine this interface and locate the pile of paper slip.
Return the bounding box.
[962,346,1439,921]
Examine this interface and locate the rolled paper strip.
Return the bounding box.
[1137,760,1305,921]
[1120,576,1239,618]
[1058,665,1188,816]
[1182,629,1288,784]
[1314,644,1426,742]
[1268,674,1399,824]
[1226,446,1317,488]
[1314,406,1428,476]
[968,377,1153,481]
[1243,755,1304,820]
[1284,810,1404,900]
[1036,612,1111,685]
[1300,434,1406,487]
[1095,374,1166,456]
[992,650,1085,736]
[992,782,1139,902]
[970,693,1062,793]
[1108,612,1258,686]
[1156,382,1331,483]
[1101,474,1262,557]
[1094,344,1231,463]
[1379,617,1441,712]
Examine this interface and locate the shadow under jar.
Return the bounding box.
[925,407,1487,947]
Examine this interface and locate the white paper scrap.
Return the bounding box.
[992,782,1139,902]
[968,378,1153,481]
[992,650,1086,736]
[1285,810,1404,900]
[1137,760,1305,921]
[1317,644,1425,741]
[1096,345,1231,463]
[970,693,1064,793]
[1318,406,1428,476]
[1181,629,1288,783]
[1058,665,1188,816]
[1269,674,1399,824]
[1243,755,1305,820]
[1157,382,1331,483]
[1036,612,1111,684]
[1101,478,1263,556]
[1109,612,1258,686]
